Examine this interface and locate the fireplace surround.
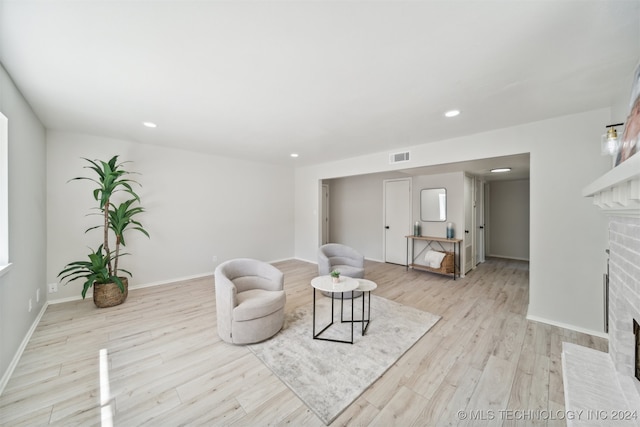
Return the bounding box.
[608,215,640,392]
[561,153,640,425]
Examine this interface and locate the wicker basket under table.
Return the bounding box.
[410,251,455,276]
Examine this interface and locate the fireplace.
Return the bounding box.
[608,216,640,393]
[562,154,640,424]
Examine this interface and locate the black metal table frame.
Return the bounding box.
[340,289,372,335]
[312,288,355,344]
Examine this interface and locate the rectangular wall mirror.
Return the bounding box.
[420,188,447,221]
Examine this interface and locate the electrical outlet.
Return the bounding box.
[36,288,40,303]
[28,298,32,312]
[48,282,58,293]
[212,255,218,263]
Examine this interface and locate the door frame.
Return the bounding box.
[464,173,477,273]
[382,178,412,265]
[475,177,485,265]
[321,184,330,245]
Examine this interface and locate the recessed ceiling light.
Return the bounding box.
[490,168,511,173]
[290,153,299,158]
[142,122,157,128]
[444,110,460,118]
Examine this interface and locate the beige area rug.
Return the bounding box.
[247,294,441,425]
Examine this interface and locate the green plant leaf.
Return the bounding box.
[59,155,149,300]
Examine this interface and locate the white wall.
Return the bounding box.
[326,174,384,260]
[325,170,464,266]
[325,171,403,261]
[47,131,295,301]
[413,172,465,270]
[0,64,47,385]
[295,108,611,335]
[487,179,530,260]
[413,173,463,237]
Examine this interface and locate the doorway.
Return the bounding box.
[321,184,329,245]
[464,174,476,273]
[475,177,485,265]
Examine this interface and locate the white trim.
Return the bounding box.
[463,173,476,274]
[267,257,296,264]
[0,302,49,396]
[0,262,13,278]
[583,152,640,196]
[583,152,640,218]
[293,256,317,265]
[47,262,297,304]
[526,314,609,340]
[125,272,214,290]
[0,113,8,266]
[48,272,216,304]
[487,254,530,262]
[295,256,386,266]
[321,184,330,245]
[46,293,90,305]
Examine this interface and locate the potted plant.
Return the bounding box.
[330,269,341,284]
[58,244,130,307]
[58,155,149,307]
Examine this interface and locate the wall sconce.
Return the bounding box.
[601,123,624,155]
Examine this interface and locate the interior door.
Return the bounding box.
[384,179,411,265]
[475,178,485,264]
[464,174,476,273]
[321,184,329,245]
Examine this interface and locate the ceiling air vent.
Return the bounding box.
[389,151,410,164]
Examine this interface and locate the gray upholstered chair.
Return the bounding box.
[318,243,364,298]
[214,258,286,344]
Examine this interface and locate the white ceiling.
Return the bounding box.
[1,1,639,169]
[399,153,531,181]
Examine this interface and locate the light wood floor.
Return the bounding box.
[0,258,606,426]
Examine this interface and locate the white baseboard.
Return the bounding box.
[47,272,216,305]
[46,294,87,304]
[526,314,609,340]
[127,272,214,290]
[0,302,49,396]
[293,256,317,265]
[267,257,296,264]
[291,256,388,265]
[487,254,530,262]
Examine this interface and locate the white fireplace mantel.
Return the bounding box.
[583,153,640,217]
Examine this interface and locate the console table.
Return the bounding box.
[405,235,462,279]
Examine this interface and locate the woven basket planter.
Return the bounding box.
[93,277,128,308]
